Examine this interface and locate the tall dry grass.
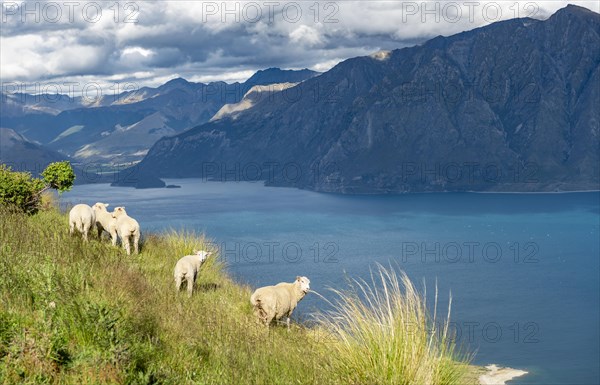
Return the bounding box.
[315,264,471,385]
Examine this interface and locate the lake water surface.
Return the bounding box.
[61,180,600,385]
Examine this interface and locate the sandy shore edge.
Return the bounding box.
[479,364,528,385]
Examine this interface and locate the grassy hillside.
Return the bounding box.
[0,206,474,385]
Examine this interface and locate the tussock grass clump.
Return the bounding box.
[0,205,473,385]
[316,265,471,385]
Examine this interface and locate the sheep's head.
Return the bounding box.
[111,206,127,218]
[92,202,110,212]
[193,250,211,263]
[295,276,310,294]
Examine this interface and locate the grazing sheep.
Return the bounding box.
[250,276,310,329]
[68,204,95,241]
[111,207,140,255]
[174,250,211,297]
[92,202,118,246]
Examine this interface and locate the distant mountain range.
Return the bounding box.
[0,127,89,182]
[117,4,599,192]
[0,127,65,172]
[0,68,319,169]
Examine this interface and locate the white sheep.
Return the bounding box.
[92,202,118,246]
[68,204,96,241]
[111,206,140,255]
[174,250,211,297]
[250,276,310,329]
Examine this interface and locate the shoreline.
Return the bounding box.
[80,177,600,195]
[479,364,528,385]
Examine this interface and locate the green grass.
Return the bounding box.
[0,206,475,385]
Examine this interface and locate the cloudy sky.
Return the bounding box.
[1,1,599,92]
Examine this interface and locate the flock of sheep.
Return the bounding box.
[68,203,311,328]
[69,203,139,254]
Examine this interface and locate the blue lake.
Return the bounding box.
[60,180,600,385]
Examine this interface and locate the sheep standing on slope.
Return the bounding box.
[68,204,96,241]
[174,250,211,297]
[92,203,118,246]
[250,276,310,329]
[111,207,140,255]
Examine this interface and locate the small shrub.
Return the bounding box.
[0,165,45,214]
[41,161,75,193]
[0,162,74,214]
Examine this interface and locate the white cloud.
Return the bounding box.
[0,35,45,79]
[1,1,598,87]
[190,70,257,84]
[311,59,343,73]
[122,47,155,58]
[289,25,324,47]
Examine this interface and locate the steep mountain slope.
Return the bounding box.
[0,128,66,173]
[210,83,299,121]
[0,128,92,183]
[131,5,600,192]
[243,68,319,88]
[74,112,176,164]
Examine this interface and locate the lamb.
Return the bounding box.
[250,276,310,329]
[111,207,141,255]
[92,202,118,246]
[68,204,95,241]
[174,250,211,297]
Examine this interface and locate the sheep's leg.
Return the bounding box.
[255,309,268,326]
[261,307,274,327]
[78,219,85,235]
[253,307,264,325]
[69,222,74,236]
[133,233,140,254]
[265,314,274,327]
[110,231,118,246]
[286,317,291,331]
[82,225,90,242]
[124,236,131,255]
[186,277,194,297]
[175,275,182,293]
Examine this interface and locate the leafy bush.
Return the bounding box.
[0,161,74,214]
[41,161,75,193]
[0,165,45,214]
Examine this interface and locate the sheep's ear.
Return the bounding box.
[296,276,301,281]
[104,203,110,207]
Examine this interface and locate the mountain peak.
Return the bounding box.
[552,4,600,20]
[245,68,319,87]
[163,77,190,86]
